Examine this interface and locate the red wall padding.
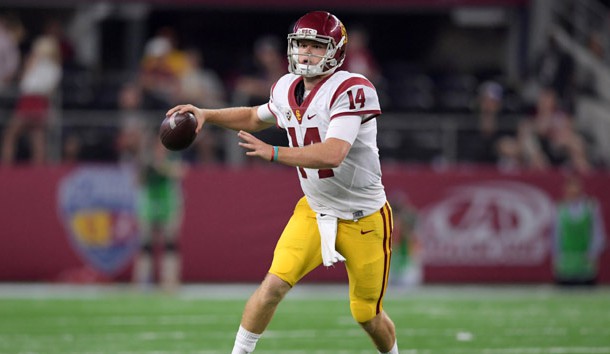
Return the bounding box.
[0,164,608,284]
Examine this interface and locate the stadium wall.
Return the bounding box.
[0,165,608,284]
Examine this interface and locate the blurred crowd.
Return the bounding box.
[0,15,64,165]
[0,11,608,176]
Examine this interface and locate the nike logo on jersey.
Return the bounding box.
[360,229,374,235]
[306,114,316,120]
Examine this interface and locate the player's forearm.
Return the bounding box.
[203,107,267,132]
[277,138,350,169]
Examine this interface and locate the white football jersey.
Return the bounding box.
[258,71,386,220]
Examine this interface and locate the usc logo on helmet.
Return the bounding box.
[297,28,318,37]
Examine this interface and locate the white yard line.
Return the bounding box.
[148,348,610,354]
[1,283,610,300]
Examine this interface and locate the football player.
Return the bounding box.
[167,11,398,354]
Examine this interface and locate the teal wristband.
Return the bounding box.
[272,146,279,162]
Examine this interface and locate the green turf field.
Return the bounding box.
[0,284,609,354]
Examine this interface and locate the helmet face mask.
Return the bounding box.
[287,11,347,77]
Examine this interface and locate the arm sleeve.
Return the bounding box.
[256,82,283,128]
[257,103,277,124]
[325,115,361,145]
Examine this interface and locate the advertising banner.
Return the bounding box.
[0,165,608,284]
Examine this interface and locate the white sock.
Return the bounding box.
[231,325,261,354]
[379,340,398,354]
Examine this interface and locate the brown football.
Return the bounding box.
[159,112,198,151]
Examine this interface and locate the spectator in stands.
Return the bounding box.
[0,13,23,100]
[139,27,187,109]
[553,174,606,285]
[342,26,383,85]
[43,17,75,69]
[177,48,226,108]
[232,35,287,106]
[176,48,227,165]
[230,35,289,154]
[457,81,521,169]
[115,82,147,165]
[1,35,62,165]
[524,32,576,110]
[530,34,576,110]
[114,80,186,292]
[61,133,81,164]
[517,87,592,174]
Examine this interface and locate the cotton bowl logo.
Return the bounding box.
[58,166,140,275]
[418,181,553,266]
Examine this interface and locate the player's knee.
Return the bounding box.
[358,313,382,336]
[350,301,377,323]
[357,311,395,337]
[260,288,284,307]
[258,274,291,306]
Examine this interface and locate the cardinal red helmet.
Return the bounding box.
[287,11,348,77]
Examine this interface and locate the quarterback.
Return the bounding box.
[167,11,399,354]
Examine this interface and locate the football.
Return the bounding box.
[159,112,198,151]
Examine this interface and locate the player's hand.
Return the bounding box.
[237,130,273,162]
[166,104,206,133]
